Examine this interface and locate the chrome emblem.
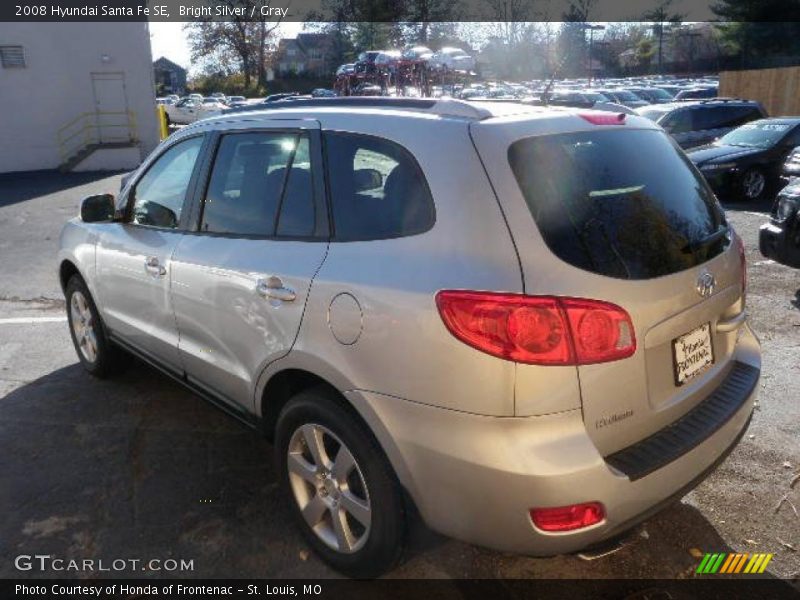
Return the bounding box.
[696,271,716,298]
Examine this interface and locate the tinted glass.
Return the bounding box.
[663,110,692,133]
[694,106,754,131]
[201,132,306,235]
[131,136,203,229]
[508,129,727,279]
[324,132,435,241]
[275,136,315,237]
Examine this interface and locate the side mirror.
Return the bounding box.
[353,168,383,192]
[80,193,115,223]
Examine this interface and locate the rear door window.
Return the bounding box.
[200,132,313,236]
[324,132,435,241]
[508,129,727,279]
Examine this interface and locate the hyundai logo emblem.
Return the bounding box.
[696,271,716,298]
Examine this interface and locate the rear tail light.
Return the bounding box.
[530,502,605,532]
[734,232,747,305]
[435,291,636,366]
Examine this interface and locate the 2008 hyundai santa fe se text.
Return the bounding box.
[57,97,761,578]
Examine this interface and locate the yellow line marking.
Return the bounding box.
[758,554,773,574]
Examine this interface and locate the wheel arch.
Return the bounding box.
[257,359,420,514]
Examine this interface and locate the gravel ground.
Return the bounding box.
[0,171,797,586]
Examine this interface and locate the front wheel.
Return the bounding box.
[740,168,767,202]
[65,275,122,378]
[275,388,406,578]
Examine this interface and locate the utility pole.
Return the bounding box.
[586,24,605,83]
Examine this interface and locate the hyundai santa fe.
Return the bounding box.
[58,97,760,577]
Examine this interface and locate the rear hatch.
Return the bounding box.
[471,112,746,455]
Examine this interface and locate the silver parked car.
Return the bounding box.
[58,97,760,577]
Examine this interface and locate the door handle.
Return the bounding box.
[144,256,166,277]
[256,277,296,302]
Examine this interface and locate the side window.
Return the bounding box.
[324,132,435,241]
[201,131,311,236]
[664,110,692,134]
[130,136,204,229]
[693,107,728,132]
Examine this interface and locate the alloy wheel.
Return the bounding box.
[743,170,765,199]
[287,423,372,554]
[70,290,97,363]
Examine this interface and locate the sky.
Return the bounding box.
[149,21,305,75]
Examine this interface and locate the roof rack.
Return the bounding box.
[222,96,493,120]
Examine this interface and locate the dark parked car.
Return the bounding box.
[626,87,674,104]
[781,146,800,182]
[688,118,800,201]
[760,180,800,267]
[637,99,766,149]
[675,87,718,100]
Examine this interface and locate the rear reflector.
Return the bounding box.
[734,231,747,306]
[530,502,605,532]
[579,112,626,125]
[435,291,636,366]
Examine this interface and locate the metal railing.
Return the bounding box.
[56,110,138,164]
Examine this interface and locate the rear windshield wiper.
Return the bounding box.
[681,226,729,254]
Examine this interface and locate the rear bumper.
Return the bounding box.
[349,323,760,556]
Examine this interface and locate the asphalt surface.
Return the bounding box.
[0,170,798,584]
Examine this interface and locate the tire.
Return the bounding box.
[275,387,406,578]
[65,275,122,378]
[740,168,767,202]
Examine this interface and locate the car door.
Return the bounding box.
[170,121,329,411]
[95,133,208,372]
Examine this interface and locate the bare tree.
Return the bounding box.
[643,0,684,74]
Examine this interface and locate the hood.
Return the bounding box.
[687,143,765,165]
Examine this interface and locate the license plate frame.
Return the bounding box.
[672,322,715,386]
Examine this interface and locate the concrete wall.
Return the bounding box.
[0,23,160,173]
[720,67,800,117]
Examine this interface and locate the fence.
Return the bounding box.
[719,66,800,117]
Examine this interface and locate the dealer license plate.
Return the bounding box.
[672,322,714,385]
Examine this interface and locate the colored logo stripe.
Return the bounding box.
[697,552,773,574]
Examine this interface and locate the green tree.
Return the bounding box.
[711,0,800,67]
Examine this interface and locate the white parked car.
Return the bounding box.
[164,97,227,125]
[429,47,475,72]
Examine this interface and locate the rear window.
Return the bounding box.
[508,129,728,279]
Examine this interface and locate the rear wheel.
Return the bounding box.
[275,387,406,578]
[65,275,122,378]
[740,168,767,201]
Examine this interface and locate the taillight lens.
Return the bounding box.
[530,502,605,532]
[734,232,747,305]
[435,291,636,366]
[579,112,626,125]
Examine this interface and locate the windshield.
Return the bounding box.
[613,90,640,101]
[584,92,609,102]
[647,88,673,100]
[718,121,794,148]
[508,129,727,280]
[638,108,670,122]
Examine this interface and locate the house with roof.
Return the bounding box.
[274,33,333,76]
[153,56,187,95]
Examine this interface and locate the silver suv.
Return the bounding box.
[58,98,761,577]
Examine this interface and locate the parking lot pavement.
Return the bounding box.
[1,171,798,582]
